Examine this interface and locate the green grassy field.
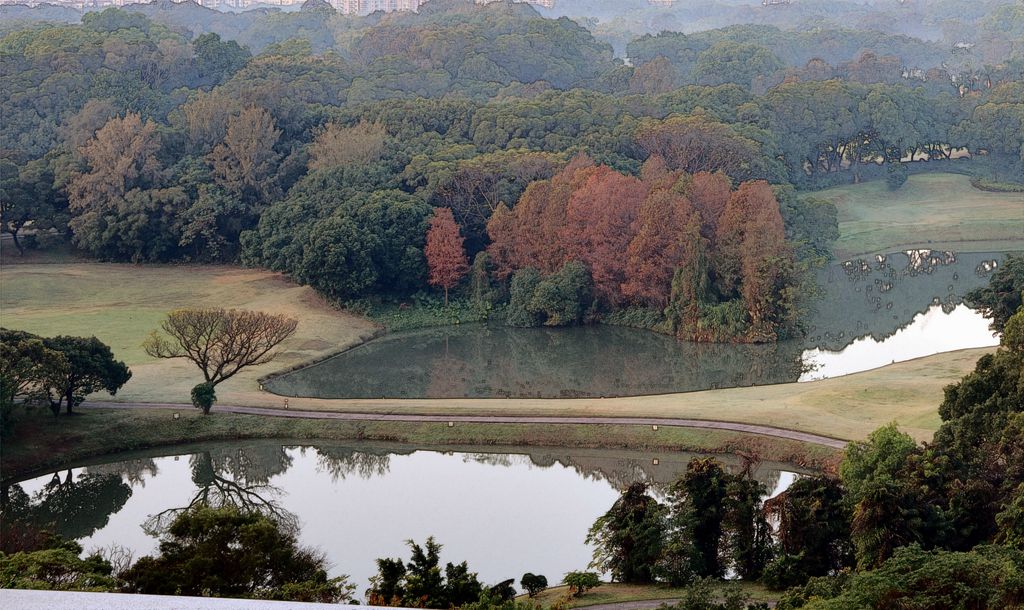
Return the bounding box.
[819,173,1024,259]
[0,260,378,404]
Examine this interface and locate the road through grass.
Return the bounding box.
[819,173,1024,259]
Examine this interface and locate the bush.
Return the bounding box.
[562,571,601,598]
[659,577,751,610]
[775,574,850,610]
[762,553,810,591]
[798,545,1024,609]
[506,262,594,327]
[520,573,547,598]
[528,261,593,326]
[0,541,116,592]
[885,162,908,190]
[506,268,543,327]
[190,382,216,414]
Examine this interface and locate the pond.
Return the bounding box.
[3,441,801,599]
[266,250,1005,399]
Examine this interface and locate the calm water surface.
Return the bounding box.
[267,250,1005,399]
[4,441,800,598]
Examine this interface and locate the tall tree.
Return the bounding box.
[586,482,666,584]
[208,106,282,208]
[763,475,854,587]
[425,207,470,305]
[41,336,131,415]
[562,166,645,306]
[660,458,731,584]
[622,185,698,309]
[366,537,482,608]
[309,121,387,171]
[965,255,1024,333]
[66,113,182,262]
[0,329,67,430]
[143,308,297,413]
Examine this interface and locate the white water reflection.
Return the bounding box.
[799,303,998,381]
[9,445,799,601]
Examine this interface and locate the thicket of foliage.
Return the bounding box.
[365,537,484,608]
[120,506,354,602]
[0,506,354,603]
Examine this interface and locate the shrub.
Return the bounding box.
[520,573,547,598]
[528,261,593,326]
[562,571,601,598]
[190,382,216,414]
[506,268,543,327]
[885,162,908,190]
[762,553,810,591]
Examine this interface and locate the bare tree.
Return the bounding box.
[143,308,297,413]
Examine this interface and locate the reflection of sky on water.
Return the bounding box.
[799,303,998,381]
[11,446,796,600]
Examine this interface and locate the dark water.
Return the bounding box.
[3,441,801,598]
[266,250,1006,399]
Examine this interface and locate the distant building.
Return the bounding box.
[476,0,555,9]
[331,0,425,14]
[648,0,674,6]
[762,0,792,6]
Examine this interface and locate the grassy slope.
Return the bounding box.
[526,582,777,608]
[0,260,379,404]
[0,408,839,482]
[1,258,988,443]
[821,173,1024,259]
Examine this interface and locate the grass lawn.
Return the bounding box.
[817,173,1024,259]
[0,259,378,405]
[0,408,838,482]
[525,582,777,608]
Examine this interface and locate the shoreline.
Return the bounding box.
[0,407,842,484]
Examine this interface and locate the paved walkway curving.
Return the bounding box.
[82,401,848,449]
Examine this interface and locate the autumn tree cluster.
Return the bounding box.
[486,155,799,342]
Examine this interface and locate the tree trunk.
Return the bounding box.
[444,287,449,307]
[65,388,75,415]
[10,230,24,256]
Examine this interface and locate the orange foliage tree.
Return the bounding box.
[485,157,798,342]
[425,207,469,305]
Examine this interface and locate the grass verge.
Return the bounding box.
[817,172,1024,259]
[0,408,840,483]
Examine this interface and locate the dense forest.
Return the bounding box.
[1,0,1022,342]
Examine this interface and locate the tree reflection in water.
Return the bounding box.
[88,458,159,488]
[1,470,132,548]
[314,446,392,482]
[143,444,296,535]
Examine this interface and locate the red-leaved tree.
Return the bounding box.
[425,207,469,305]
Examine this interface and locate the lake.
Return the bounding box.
[3,441,800,599]
[266,250,1005,399]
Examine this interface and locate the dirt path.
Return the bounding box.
[81,401,848,449]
